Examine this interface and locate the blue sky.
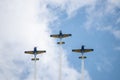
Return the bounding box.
[0,0,120,80]
[47,0,120,80]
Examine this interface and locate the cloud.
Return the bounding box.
[96,57,113,72]
[41,0,95,18]
[112,30,120,39]
[114,46,120,51]
[84,0,120,40]
[96,26,120,40]
[108,0,120,8]
[95,26,120,40]
[0,0,93,80]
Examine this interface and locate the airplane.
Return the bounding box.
[24,47,46,61]
[50,30,72,44]
[72,45,94,59]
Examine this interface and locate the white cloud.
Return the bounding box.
[114,46,120,51]
[84,0,120,41]
[95,26,120,40]
[112,30,120,39]
[40,0,95,18]
[64,0,95,18]
[0,0,92,80]
[108,0,120,8]
[97,65,102,72]
[95,57,113,72]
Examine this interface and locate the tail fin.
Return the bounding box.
[31,58,39,61]
[57,42,65,44]
[79,56,87,59]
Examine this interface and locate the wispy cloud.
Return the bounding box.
[108,0,120,7]
[112,30,120,39]
[42,0,95,18]
[96,56,113,72]
[114,46,120,51]
[0,0,94,80]
[84,0,120,40]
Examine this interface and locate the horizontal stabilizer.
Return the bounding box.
[31,58,39,61]
[57,42,65,44]
[79,56,87,59]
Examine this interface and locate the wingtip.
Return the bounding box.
[50,35,52,37]
[72,49,74,52]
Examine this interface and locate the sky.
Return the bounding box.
[0,0,120,80]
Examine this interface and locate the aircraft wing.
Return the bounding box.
[25,51,34,54]
[50,34,71,38]
[50,34,60,38]
[72,49,94,53]
[72,49,82,53]
[83,49,94,53]
[36,50,46,54]
[62,34,72,38]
